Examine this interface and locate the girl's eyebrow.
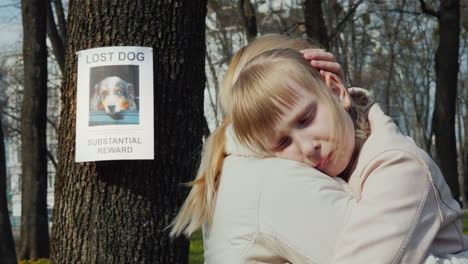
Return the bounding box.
[266,101,317,151]
[287,101,316,127]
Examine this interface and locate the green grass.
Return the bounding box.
[189,230,205,264]
[463,212,468,235]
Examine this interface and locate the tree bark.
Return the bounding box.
[51,1,206,263]
[303,0,329,49]
[238,0,257,42]
[430,0,460,201]
[0,115,17,264]
[19,0,50,260]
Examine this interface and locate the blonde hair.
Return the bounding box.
[170,34,318,237]
[220,34,314,114]
[230,49,372,168]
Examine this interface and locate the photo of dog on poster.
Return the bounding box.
[89,65,140,126]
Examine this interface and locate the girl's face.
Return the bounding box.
[261,79,355,177]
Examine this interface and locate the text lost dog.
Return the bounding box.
[85,51,145,64]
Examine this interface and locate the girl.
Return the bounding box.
[171,34,360,263]
[229,48,468,263]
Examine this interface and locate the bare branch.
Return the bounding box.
[47,117,59,134]
[419,0,439,17]
[378,8,423,16]
[329,0,365,41]
[46,149,58,171]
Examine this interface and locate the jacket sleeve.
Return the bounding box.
[332,150,441,264]
[256,159,357,264]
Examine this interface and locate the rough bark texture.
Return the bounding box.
[19,0,50,260]
[303,0,329,50]
[51,1,206,263]
[0,117,17,264]
[431,0,460,201]
[238,0,257,42]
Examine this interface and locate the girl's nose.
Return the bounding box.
[296,132,320,160]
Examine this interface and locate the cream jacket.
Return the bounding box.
[333,104,468,264]
[202,104,468,264]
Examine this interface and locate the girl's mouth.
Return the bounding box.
[316,152,333,171]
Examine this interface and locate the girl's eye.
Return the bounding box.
[299,110,314,126]
[276,137,291,151]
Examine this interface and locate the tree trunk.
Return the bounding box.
[19,0,50,260]
[50,1,206,263]
[0,116,17,264]
[238,0,257,42]
[51,0,67,41]
[431,0,460,201]
[464,129,468,207]
[46,0,65,73]
[303,0,329,50]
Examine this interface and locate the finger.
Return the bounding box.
[310,60,344,78]
[319,70,327,82]
[301,49,335,62]
[300,48,325,54]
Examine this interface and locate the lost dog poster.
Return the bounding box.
[75,46,154,162]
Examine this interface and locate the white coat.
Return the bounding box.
[202,104,468,264]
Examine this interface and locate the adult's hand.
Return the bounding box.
[300,49,348,87]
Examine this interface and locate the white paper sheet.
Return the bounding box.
[75,46,154,162]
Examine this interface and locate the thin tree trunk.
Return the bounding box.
[51,0,66,41]
[19,0,50,260]
[464,125,468,207]
[430,0,461,201]
[457,100,466,207]
[0,116,17,264]
[303,0,329,49]
[238,0,257,42]
[51,1,206,263]
[46,0,65,73]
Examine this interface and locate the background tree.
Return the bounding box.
[51,0,207,263]
[459,15,468,205]
[303,0,329,49]
[19,0,50,260]
[0,63,17,264]
[46,0,66,73]
[421,0,461,201]
[239,0,257,42]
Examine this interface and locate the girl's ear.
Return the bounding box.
[321,70,351,110]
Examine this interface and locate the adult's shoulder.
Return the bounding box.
[358,104,429,166]
[255,158,356,263]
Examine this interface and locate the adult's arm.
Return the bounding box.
[254,159,357,264]
[333,150,441,264]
